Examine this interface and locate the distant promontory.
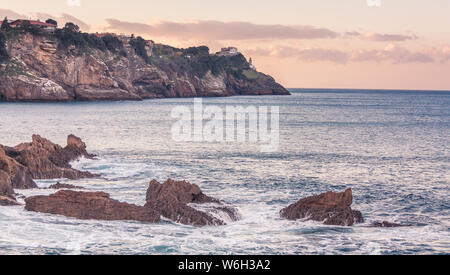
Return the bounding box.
[0,19,289,102]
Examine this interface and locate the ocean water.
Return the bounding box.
[0,89,449,255]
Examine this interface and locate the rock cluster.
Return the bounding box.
[0,135,95,204]
[25,179,240,226]
[280,188,364,226]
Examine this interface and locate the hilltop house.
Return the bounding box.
[217,47,239,57]
[9,20,57,32]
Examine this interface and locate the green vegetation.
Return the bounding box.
[145,44,253,79]
[45,19,58,26]
[54,23,126,56]
[1,17,11,32]
[129,36,150,62]
[242,69,259,80]
[0,59,31,77]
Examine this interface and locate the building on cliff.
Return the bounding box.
[217,47,239,57]
[9,20,57,32]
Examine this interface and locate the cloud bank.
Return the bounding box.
[104,19,339,40]
[246,44,449,64]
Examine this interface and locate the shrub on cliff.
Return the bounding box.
[0,31,9,62]
[129,36,150,63]
[45,19,58,27]
[54,23,124,55]
[1,17,11,31]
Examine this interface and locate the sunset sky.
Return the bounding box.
[1,0,449,90]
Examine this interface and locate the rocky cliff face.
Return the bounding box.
[0,33,289,102]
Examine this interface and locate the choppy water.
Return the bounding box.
[0,89,449,255]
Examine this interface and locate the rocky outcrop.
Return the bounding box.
[280,188,364,226]
[25,190,160,223]
[4,135,96,180]
[0,33,289,102]
[48,182,84,190]
[145,179,240,226]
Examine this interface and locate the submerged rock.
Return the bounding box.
[145,179,240,227]
[371,221,413,228]
[25,190,160,223]
[4,135,97,180]
[48,182,85,190]
[280,188,364,226]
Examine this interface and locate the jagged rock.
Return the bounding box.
[145,179,240,227]
[280,188,364,226]
[0,146,37,189]
[5,135,97,180]
[25,190,160,223]
[48,182,85,190]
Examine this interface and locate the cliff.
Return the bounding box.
[0,31,289,102]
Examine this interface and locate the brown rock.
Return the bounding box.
[6,135,97,180]
[0,146,37,189]
[0,195,20,206]
[0,170,19,206]
[0,170,14,199]
[280,188,364,226]
[145,179,240,227]
[25,190,160,223]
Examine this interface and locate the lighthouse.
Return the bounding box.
[249,57,256,70]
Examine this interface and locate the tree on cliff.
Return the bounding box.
[1,17,11,31]
[19,21,42,35]
[129,36,150,63]
[64,22,80,32]
[45,19,58,26]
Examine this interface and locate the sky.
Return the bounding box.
[1,0,449,90]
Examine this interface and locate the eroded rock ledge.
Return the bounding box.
[280,188,364,226]
[25,190,160,223]
[24,178,240,226]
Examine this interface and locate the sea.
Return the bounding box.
[0,88,449,255]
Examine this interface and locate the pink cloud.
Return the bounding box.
[360,32,418,42]
[246,44,442,64]
[104,19,339,40]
